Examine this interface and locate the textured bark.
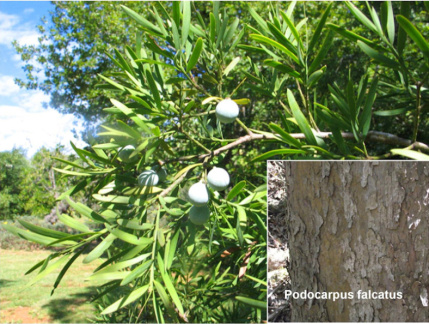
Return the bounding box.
[284,162,429,322]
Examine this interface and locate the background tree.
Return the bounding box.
[283,161,428,321]
[18,146,80,217]
[0,149,29,219]
[13,2,151,126]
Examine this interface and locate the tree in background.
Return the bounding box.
[0,146,82,220]
[18,146,80,217]
[0,149,29,219]
[13,2,150,125]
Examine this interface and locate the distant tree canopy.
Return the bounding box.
[0,147,79,220]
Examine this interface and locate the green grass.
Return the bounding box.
[0,249,104,323]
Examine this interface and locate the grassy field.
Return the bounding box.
[0,249,104,323]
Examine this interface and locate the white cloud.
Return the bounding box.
[23,8,35,15]
[0,75,20,96]
[0,87,87,157]
[0,11,40,48]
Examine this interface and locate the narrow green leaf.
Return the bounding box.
[120,260,153,286]
[227,181,246,201]
[110,227,153,246]
[279,11,304,50]
[374,108,409,116]
[181,1,191,47]
[223,57,240,76]
[101,284,149,315]
[110,99,151,134]
[66,196,107,223]
[157,254,185,315]
[51,249,84,295]
[235,296,267,309]
[2,224,72,246]
[173,163,203,181]
[18,219,71,240]
[92,194,147,206]
[359,77,378,137]
[345,2,378,33]
[248,5,269,35]
[266,22,297,56]
[121,6,162,36]
[89,271,130,281]
[307,69,324,88]
[165,230,180,270]
[223,17,239,47]
[269,123,302,147]
[327,23,378,49]
[357,41,397,68]
[57,179,89,201]
[397,3,411,55]
[83,234,115,264]
[287,89,318,145]
[385,1,395,45]
[245,274,268,287]
[117,219,153,230]
[95,253,151,275]
[391,149,429,160]
[26,255,70,288]
[209,13,216,44]
[113,48,133,75]
[309,30,333,74]
[308,3,333,55]
[264,59,300,78]
[153,279,176,319]
[186,38,203,72]
[397,15,429,59]
[252,149,307,162]
[250,34,300,65]
[145,70,161,109]
[233,98,250,105]
[52,168,92,177]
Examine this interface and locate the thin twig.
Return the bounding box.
[159,169,190,198]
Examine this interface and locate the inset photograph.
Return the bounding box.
[268,161,428,322]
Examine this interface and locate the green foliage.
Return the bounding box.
[0,149,29,219]
[13,2,152,125]
[4,1,429,323]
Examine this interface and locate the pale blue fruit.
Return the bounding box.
[207,167,230,191]
[215,99,239,124]
[138,170,159,187]
[118,145,138,163]
[189,205,210,225]
[188,182,209,206]
[151,166,167,182]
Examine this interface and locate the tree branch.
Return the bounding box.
[165,131,429,165]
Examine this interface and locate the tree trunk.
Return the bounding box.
[284,161,428,321]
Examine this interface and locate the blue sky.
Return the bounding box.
[0,1,86,157]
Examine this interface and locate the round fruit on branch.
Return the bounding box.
[188,181,209,206]
[207,167,230,191]
[189,205,210,225]
[138,169,159,187]
[215,98,239,124]
[118,145,138,163]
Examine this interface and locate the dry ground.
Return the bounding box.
[0,249,103,323]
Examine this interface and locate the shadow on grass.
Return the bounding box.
[41,286,98,323]
[0,279,16,288]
